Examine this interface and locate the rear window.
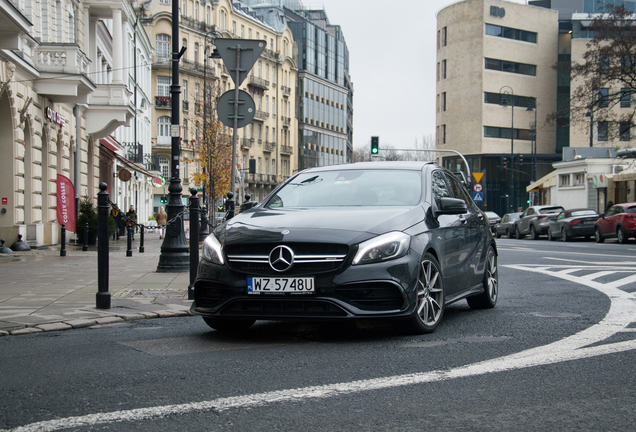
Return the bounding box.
[509,213,521,221]
[627,206,636,214]
[570,210,597,217]
[540,207,564,214]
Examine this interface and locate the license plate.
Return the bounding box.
[247,277,315,294]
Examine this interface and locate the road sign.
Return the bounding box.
[216,90,255,128]
[214,39,267,86]
[473,183,483,193]
[473,192,483,202]
[472,172,484,183]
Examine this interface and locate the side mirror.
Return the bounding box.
[599,213,605,219]
[438,197,467,215]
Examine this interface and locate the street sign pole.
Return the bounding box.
[229,47,241,219]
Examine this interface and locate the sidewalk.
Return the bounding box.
[0,230,195,336]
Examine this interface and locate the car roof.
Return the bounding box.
[300,161,436,174]
[615,202,636,207]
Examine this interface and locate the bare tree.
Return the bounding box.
[553,4,636,142]
[408,134,436,162]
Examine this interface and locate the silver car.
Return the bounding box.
[514,205,564,240]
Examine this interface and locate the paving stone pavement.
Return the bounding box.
[0,231,196,336]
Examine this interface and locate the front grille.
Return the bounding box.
[194,282,235,308]
[226,242,350,276]
[219,299,348,317]
[336,282,405,311]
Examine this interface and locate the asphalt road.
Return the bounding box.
[1,237,635,431]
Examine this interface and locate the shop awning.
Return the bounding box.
[526,171,556,193]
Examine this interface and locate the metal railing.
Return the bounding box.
[155,96,171,108]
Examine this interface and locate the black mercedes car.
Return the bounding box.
[192,162,498,334]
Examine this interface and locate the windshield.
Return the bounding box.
[265,169,422,208]
[509,213,521,221]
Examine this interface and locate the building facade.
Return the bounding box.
[243,0,353,171]
[436,0,559,216]
[0,0,151,246]
[141,0,299,208]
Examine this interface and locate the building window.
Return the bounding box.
[620,122,631,141]
[559,174,571,187]
[157,76,171,96]
[442,124,446,144]
[485,24,537,43]
[621,88,631,108]
[156,34,170,60]
[157,116,171,145]
[484,92,536,108]
[574,173,585,186]
[442,92,446,111]
[442,26,447,46]
[485,58,536,76]
[484,126,533,140]
[598,121,608,141]
[442,60,447,79]
[598,88,609,108]
[160,157,169,178]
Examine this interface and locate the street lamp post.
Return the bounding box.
[157,0,189,272]
[527,100,538,184]
[500,85,515,211]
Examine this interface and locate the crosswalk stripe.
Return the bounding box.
[578,271,617,281]
[607,273,636,288]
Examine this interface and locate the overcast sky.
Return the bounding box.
[306,0,529,151]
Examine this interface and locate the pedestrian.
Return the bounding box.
[114,206,124,240]
[156,206,168,239]
[126,205,137,240]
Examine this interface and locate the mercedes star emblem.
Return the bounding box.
[269,245,294,272]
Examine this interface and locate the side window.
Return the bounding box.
[502,215,508,223]
[445,173,472,206]
[431,171,451,207]
[557,212,565,219]
[606,206,617,217]
[527,209,535,216]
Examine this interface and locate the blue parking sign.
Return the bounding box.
[473,192,483,202]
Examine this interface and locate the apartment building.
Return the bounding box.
[0,0,153,246]
[142,0,298,206]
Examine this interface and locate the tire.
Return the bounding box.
[548,229,554,241]
[495,230,501,239]
[560,227,570,242]
[617,226,628,244]
[507,229,513,239]
[405,253,445,334]
[595,227,605,243]
[530,225,539,240]
[203,317,255,332]
[467,246,498,309]
[515,226,524,239]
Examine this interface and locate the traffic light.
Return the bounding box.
[160,195,168,204]
[371,136,379,155]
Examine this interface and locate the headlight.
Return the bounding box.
[353,232,411,265]
[202,234,224,265]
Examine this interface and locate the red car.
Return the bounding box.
[594,202,636,243]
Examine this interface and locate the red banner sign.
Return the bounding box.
[55,174,76,232]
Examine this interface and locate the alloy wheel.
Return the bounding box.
[484,248,498,303]
[416,259,444,327]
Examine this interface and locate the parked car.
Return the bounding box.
[547,208,599,242]
[514,205,564,239]
[494,212,522,238]
[193,161,498,335]
[484,211,501,234]
[594,202,636,243]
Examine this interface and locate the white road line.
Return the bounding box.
[497,248,634,259]
[579,271,618,281]
[5,265,636,432]
[546,257,636,265]
[608,273,636,288]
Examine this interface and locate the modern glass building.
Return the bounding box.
[241,0,354,170]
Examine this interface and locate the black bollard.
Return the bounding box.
[96,183,110,309]
[188,188,200,300]
[82,222,89,251]
[126,226,133,257]
[60,224,66,257]
[139,225,145,253]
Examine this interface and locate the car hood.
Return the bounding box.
[215,206,426,246]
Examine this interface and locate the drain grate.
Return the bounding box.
[113,289,187,299]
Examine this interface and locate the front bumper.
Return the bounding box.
[192,253,420,320]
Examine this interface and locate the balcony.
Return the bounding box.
[195,102,202,114]
[247,75,268,90]
[85,84,135,139]
[282,117,291,127]
[282,86,291,97]
[183,100,189,110]
[155,95,171,109]
[263,141,275,152]
[123,142,143,164]
[241,138,253,149]
[281,145,293,155]
[0,0,32,49]
[153,53,171,68]
[253,110,265,121]
[33,44,95,103]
